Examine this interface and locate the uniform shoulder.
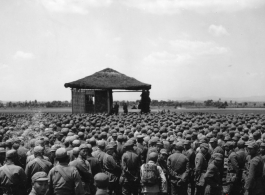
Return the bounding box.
[251,156,262,165]
[207,163,216,170]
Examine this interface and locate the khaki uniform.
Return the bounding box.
[25,157,52,190]
[167,151,190,195]
[244,155,264,195]
[204,163,222,195]
[69,157,92,195]
[48,162,85,195]
[195,152,208,195]
[0,163,27,195]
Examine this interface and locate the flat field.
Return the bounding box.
[1,106,265,115]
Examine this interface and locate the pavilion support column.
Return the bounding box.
[108,89,113,114]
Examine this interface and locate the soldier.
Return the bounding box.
[244,142,264,195]
[0,150,27,195]
[29,172,49,195]
[116,135,124,163]
[103,144,122,195]
[183,140,196,195]
[68,139,81,161]
[69,144,92,195]
[136,135,148,164]
[195,143,209,195]
[260,142,265,162]
[146,138,158,162]
[16,138,28,169]
[204,153,223,195]
[121,140,141,195]
[25,146,53,192]
[167,142,190,195]
[141,152,167,195]
[94,173,109,195]
[48,148,85,195]
[87,144,101,177]
[0,147,6,166]
[92,140,106,169]
[114,102,119,115]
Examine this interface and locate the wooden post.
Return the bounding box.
[71,88,73,114]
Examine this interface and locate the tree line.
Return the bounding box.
[0,100,71,108]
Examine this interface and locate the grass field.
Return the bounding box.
[1,106,265,114]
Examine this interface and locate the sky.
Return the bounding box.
[0,0,265,102]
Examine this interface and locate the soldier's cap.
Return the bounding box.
[247,142,259,150]
[149,137,157,144]
[50,145,60,152]
[6,149,17,158]
[55,148,67,159]
[175,142,184,150]
[183,140,190,145]
[200,143,209,150]
[35,139,44,146]
[72,139,81,145]
[34,146,44,153]
[124,140,134,148]
[260,142,265,147]
[112,133,117,137]
[117,135,123,141]
[213,153,223,161]
[209,138,217,143]
[148,152,158,161]
[32,172,48,183]
[79,144,89,150]
[137,134,144,139]
[0,147,5,153]
[94,173,109,188]
[97,140,105,147]
[237,140,245,147]
[73,147,80,155]
[160,149,168,154]
[105,144,115,151]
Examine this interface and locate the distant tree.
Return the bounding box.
[244,102,248,106]
[264,103,265,107]
[224,101,228,107]
[253,103,256,107]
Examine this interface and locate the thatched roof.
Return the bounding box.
[64,68,151,90]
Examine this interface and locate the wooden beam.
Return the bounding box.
[113,91,142,92]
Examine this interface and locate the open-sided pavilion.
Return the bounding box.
[64,68,151,113]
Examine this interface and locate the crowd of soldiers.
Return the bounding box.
[0,111,265,195]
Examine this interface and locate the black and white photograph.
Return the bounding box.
[0,0,265,195]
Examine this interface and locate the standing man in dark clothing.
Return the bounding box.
[244,142,264,195]
[114,102,119,115]
[204,153,223,195]
[0,150,27,195]
[0,148,6,166]
[25,146,53,192]
[123,103,128,114]
[136,135,147,164]
[195,143,209,195]
[225,141,245,195]
[116,135,124,165]
[69,144,92,195]
[120,140,141,195]
[184,140,196,195]
[167,142,190,195]
[87,144,101,177]
[103,144,122,195]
